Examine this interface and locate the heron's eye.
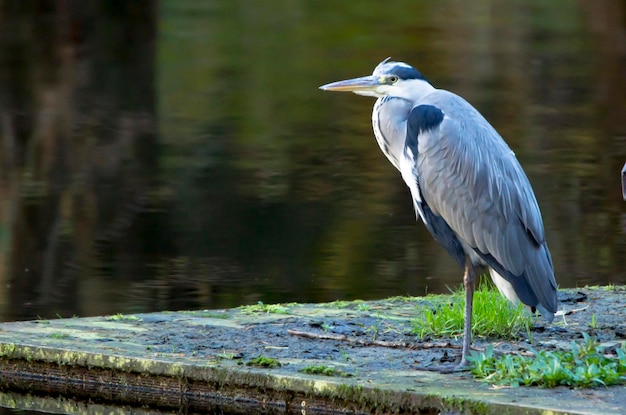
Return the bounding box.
[388,76,399,84]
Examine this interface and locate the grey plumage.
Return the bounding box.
[320,58,558,367]
[411,90,556,317]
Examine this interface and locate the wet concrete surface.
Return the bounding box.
[0,286,624,414]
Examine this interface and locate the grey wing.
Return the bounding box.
[406,101,557,316]
[401,105,466,268]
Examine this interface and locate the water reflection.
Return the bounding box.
[0,0,624,323]
[0,390,180,415]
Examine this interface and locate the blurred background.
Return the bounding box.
[0,0,624,323]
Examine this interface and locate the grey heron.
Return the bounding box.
[320,58,558,368]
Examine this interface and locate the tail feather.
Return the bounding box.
[488,265,556,322]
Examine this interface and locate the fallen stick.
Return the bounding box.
[286,329,460,350]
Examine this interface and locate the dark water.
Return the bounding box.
[0,1,625,414]
[0,0,625,325]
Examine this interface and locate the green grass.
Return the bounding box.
[217,349,241,360]
[410,283,532,340]
[179,310,229,318]
[585,284,624,292]
[299,365,352,377]
[327,300,351,309]
[362,311,390,341]
[239,301,292,314]
[356,303,371,312]
[105,313,140,321]
[468,333,626,387]
[245,356,282,368]
[384,295,420,303]
[328,299,367,309]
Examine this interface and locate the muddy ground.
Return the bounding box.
[138,286,625,374]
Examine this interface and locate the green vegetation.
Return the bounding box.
[356,303,371,312]
[586,284,623,292]
[411,284,532,339]
[245,356,282,368]
[48,332,70,339]
[469,334,626,387]
[363,311,391,341]
[384,296,420,303]
[202,312,229,319]
[239,301,292,314]
[327,300,351,309]
[218,349,242,360]
[299,365,352,377]
[105,313,140,321]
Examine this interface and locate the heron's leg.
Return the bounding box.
[459,260,476,367]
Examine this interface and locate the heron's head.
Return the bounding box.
[319,58,433,100]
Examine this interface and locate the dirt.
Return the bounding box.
[134,286,625,374]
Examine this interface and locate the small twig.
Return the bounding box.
[556,305,589,326]
[560,305,589,316]
[287,329,347,342]
[286,329,460,350]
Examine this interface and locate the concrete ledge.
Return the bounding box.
[0,287,624,414]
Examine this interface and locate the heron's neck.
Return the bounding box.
[372,97,413,171]
[396,78,437,102]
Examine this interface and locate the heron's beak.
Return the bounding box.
[319,76,380,93]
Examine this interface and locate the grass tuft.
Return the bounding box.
[105,313,140,321]
[299,365,352,377]
[245,356,282,368]
[410,283,532,340]
[239,301,292,314]
[468,333,626,387]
